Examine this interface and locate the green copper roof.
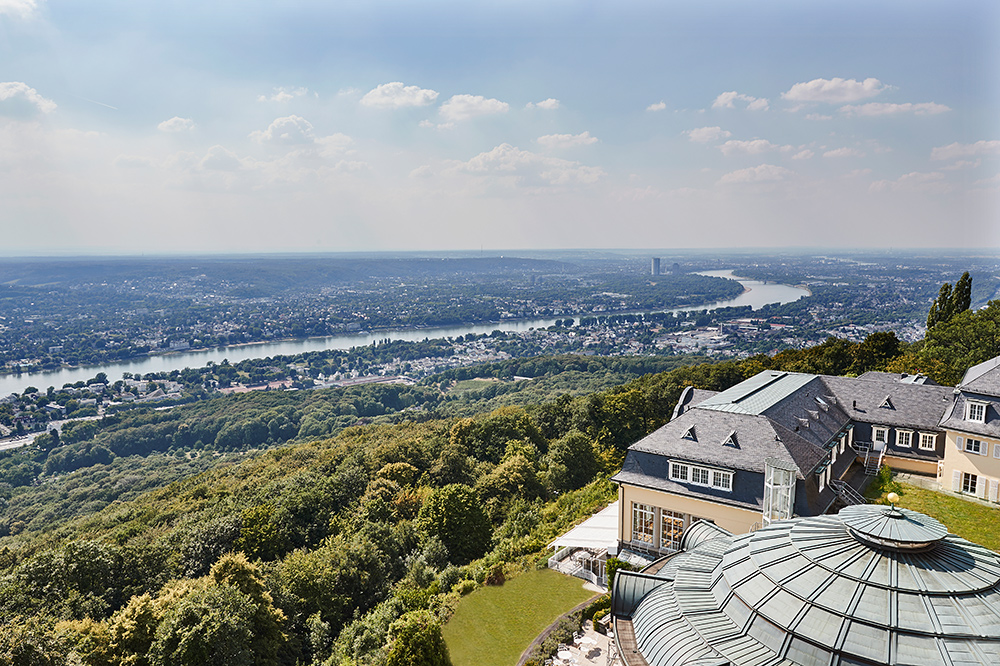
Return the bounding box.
[840,504,948,549]
[697,371,816,415]
[616,508,1000,666]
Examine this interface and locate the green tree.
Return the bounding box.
[385,611,452,666]
[417,484,491,563]
[927,273,972,329]
[545,430,599,492]
[849,331,902,375]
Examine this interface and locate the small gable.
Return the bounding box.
[722,431,739,448]
[682,426,697,441]
[880,396,895,410]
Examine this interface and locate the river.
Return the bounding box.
[0,270,806,396]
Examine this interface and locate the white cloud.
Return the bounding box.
[250,115,316,145]
[805,113,833,121]
[823,147,865,158]
[360,82,439,108]
[257,87,310,103]
[0,0,37,18]
[0,81,56,117]
[200,145,245,172]
[973,174,1000,188]
[452,143,603,187]
[157,116,195,133]
[647,101,667,112]
[409,165,433,178]
[712,91,769,111]
[537,131,598,149]
[718,164,793,184]
[439,94,509,122]
[782,77,887,103]
[941,160,981,171]
[930,140,1000,161]
[685,126,731,143]
[869,171,949,193]
[719,139,791,155]
[840,102,950,116]
[526,98,560,110]
[792,149,814,160]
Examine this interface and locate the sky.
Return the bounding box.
[1,0,998,255]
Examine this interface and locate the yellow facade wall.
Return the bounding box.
[940,430,1000,503]
[881,454,938,476]
[619,483,761,539]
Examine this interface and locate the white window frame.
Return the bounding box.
[660,509,685,551]
[632,503,654,544]
[962,472,978,495]
[966,401,987,423]
[669,461,733,492]
[873,427,888,445]
[896,430,913,448]
[918,433,936,451]
[965,438,983,454]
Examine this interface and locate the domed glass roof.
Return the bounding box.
[625,506,1000,666]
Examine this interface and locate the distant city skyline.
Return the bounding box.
[1,0,998,255]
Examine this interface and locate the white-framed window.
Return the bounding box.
[712,470,732,490]
[873,427,888,444]
[966,401,987,423]
[692,467,710,485]
[919,433,936,451]
[632,503,654,544]
[669,461,733,492]
[965,438,983,454]
[962,472,978,495]
[660,510,685,551]
[896,431,913,448]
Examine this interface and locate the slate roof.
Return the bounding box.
[939,391,1000,439]
[858,370,938,385]
[615,508,1000,666]
[822,373,953,430]
[624,407,829,477]
[959,355,1000,397]
[670,386,719,420]
[614,449,764,511]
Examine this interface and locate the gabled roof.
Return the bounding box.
[959,355,1000,398]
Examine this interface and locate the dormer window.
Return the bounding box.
[723,431,739,448]
[966,401,986,423]
[880,396,894,410]
[682,426,697,441]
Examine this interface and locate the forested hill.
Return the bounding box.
[0,297,997,664]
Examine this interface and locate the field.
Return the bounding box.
[442,568,597,666]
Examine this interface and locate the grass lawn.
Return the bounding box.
[443,568,597,666]
[869,481,1000,551]
[449,378,499,394]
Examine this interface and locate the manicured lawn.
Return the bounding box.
[443,568,597,666]
[870,482,1000,551]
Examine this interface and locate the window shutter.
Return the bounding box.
[990,479,999,504]
[952,470,961,492]
[981,479,990,500]
[956,436,963,452]
[994,443,1000,459]
[981,443,989,457]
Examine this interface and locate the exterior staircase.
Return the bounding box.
[831,479,867,506]
[854,441,885,476]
